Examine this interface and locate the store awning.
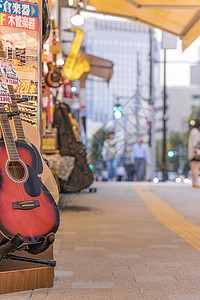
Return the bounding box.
[83,0,200,50]
[79,51,114,83]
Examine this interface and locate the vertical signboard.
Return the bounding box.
[0,0,38,125]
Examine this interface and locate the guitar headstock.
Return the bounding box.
[50,19,60,54]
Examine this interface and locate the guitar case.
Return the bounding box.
[53,102,93,193]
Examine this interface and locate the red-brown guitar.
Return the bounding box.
[45,20,63,88]
[0,103,59,243]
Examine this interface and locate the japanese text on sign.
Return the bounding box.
[0,0,38,31]
[13,80,37,95]
[0,1,38,17]
[0,58,19,86]
[0,74,11,103]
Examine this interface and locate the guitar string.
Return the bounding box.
[0,104,24,204]
[0,50,29,225]
[8,86,33,201]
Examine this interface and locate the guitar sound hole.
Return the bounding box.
[51,72,59,82]
[8,161,25,180]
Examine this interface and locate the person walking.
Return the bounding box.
[188,120,200,188]
[131,138,149,181]
[102,131,118,181]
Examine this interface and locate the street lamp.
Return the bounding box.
[70,7,85,26]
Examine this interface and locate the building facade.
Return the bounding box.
[155,87,200,140]
[82,16,160,150]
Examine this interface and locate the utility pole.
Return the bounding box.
[149,28,156,180]
[136,52,140,139]
[161,31,177,181]
[162,48,168,181]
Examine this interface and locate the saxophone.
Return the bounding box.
[63,28,90,81]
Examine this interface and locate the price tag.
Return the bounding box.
[0,74,11,103]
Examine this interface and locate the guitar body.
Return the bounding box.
[0,141,59,243]
[9,120,59,205]
[45,62,63,88]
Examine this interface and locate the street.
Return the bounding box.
[3,182,200,300]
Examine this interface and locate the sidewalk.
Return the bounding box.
[2,182,200,299]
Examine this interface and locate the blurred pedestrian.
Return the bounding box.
[188,120,200,188]
[102,131,118,181]
[131,138,149,181]
[116,164,127,181]
[101,167,108,182]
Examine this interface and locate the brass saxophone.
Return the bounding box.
[63,28,90,81]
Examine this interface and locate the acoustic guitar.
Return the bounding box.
[8,88,59,205]
[0,44,59,205]
[0,103,59,243]
[45,20,63,88]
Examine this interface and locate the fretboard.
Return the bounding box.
[0,103,19,161]
[8,85,25,141]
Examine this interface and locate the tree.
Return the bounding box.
[188,104,200,126]
[156,131,188,173]
[89,128,108,173]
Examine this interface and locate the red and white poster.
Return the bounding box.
[0,73,11,103]
[0,58,19,86]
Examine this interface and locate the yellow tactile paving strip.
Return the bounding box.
[134,186,200,251]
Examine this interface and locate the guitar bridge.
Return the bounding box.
[12,200,40,210]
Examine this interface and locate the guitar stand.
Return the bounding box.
[0,232,56,267]
[0,254,56,267]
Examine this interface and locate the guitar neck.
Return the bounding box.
[0,103,19,161]
[0,44,26,142]
[53,54,57,68]
[8,85,26,142]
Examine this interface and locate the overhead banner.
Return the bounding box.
[0,0,38,31]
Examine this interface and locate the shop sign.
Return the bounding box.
[0,74,11,103]
[13,80,37,95]
[14,59,33,72]
[0,0,38,31]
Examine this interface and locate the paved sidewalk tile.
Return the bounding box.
[168,296,200,300]
[74,247,105,251]
[146,262,182,267]
[107,253,139,259]
[135,275,177,283]
[55,270,73,277]
[71,282,115,289]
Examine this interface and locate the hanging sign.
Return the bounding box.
[0,0,38,31]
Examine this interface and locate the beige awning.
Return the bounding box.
[82,0,200,50]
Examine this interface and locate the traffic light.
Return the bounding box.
[88,160,94,170]
[168,150,175,158]
[113,104,122,119]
